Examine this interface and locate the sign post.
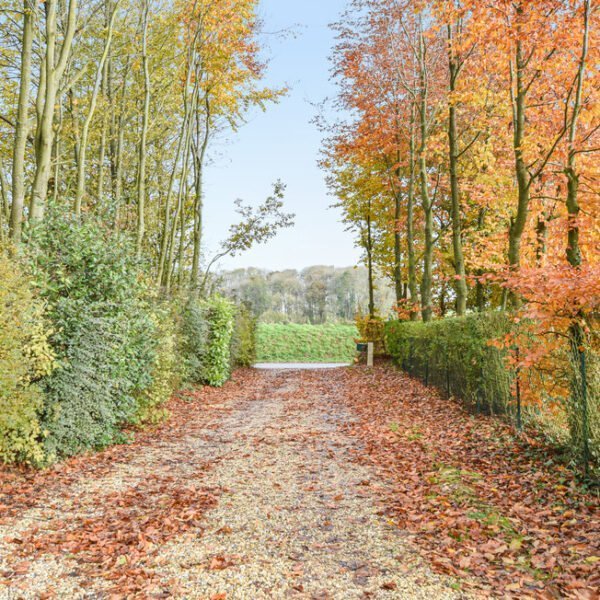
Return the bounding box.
[367,342,374,367]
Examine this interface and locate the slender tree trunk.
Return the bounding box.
[52,94,65,203]
[0,161,8,242]
[417,27,433,322]
[177,196,186,287]
[407,103,419,321]
[156,54,198,285]
[393,184,403,304]
[74,0,119,216]
[475,207,486,312]
[191,94,211,288]
[136,0,150,258]
[30,0,78,223]
[507,34,530,306]
[164,107,194,292]
[97,50,110,202]
[366,209,375,319]
[565,0,589,270]
[447,23,468,316]
[111,59,130,226]
[9,0,35,241]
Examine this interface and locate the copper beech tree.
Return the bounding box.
[324,0,598,320]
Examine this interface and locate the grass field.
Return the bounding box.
[256,323,358,363]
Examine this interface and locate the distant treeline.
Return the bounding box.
[217,266,394,324]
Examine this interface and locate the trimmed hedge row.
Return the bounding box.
[180,295,239,387]
[384,313,514,416]
[0,212,254,466]
[384,313,600,472]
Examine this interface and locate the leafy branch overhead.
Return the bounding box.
[201,181,295,289]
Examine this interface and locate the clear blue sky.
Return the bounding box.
[202,0,361,271]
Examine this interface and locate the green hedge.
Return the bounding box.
[0,250,55,465]
[384,313,513,416]
[179,295,236,387]
[256,323,358,363]
[28,212,169,460]
[1,211,252,466]
[231,303,257,368]
[201,295,236,386]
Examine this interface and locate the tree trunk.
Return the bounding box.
[9,0,35,241]
[366,209,375,319]
[447,23,468,316]
[74,0,118,216]
[507,34,530,306]
[417,27,433,322]
[135,0,150,258]
[565,0,589,271]
[407,103,419,321]
[191,94,211,288]
[393,186,403,305]
[30,0,78,223]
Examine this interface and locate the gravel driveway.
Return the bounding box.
[0,368,469,599]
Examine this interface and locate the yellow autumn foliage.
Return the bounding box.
[0,249,55,465]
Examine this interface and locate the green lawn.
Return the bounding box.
[256,323,358,363]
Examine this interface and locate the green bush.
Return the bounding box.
[134,304,179,424]
[179,294,236,387]
[384,313,513,416]
[202,295,236,386]
[27,212,164,459]
[0,250,55,465]
[231,303,257,368]
[179,298,210,384]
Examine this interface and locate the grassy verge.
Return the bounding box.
[256,323,358,363]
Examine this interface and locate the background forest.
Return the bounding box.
[217,266,395,323]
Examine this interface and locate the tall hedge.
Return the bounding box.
[179,295,237,387]
[0,250,55,465]
[230,303,257,368]
[27,212,173,459]
[200,295,236,386]
[384,313,513,416]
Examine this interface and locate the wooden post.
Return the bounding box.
[367,342,374,368]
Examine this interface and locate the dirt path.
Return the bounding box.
[0,368,465,600]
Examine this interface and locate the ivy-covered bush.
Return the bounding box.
[27,212,166,459]
[230,303,257,368]
[0,250,55,465]
[384,313,513,416]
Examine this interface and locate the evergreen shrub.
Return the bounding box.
[27,212,166,459]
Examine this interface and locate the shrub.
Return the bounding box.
[231,303,257,368]
[134,304,179,424]
[0,250,54,465]
[179,294,236,386]
[202,295,236,386]
[384,313,513,416]
[27,212,161,459]
[179,298,210,384]
[355,314,386,356]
